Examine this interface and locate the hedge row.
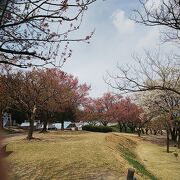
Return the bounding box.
[82,125,112,133]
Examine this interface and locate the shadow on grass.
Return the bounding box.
[118,145,158,180]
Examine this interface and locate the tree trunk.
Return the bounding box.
[61,120,64,130]
[145,128,149,135]
[132,126,136,133]
[27,106,36,140]
[27,116,34,140]
[178,129,180,149]
[170,127,177,141]
[40,120,48,133]
[118,122,123,132]
[137,128,141,137]
[123,123,127,133]
[175,130,178,141]
[129,125,134,133]
[166,129,170,153]
[130,127,133,133]
[0,111,3,129]
[154,129,157,135]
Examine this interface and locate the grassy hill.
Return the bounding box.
[4,131,180,180]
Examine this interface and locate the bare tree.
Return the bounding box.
[134,0,180,42]
[108,0,180,95]
[0,0,96,68]
[106,51,180,96]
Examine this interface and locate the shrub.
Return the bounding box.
[110,124,132,133]
[82,125,112,133]
[110,125,120,132]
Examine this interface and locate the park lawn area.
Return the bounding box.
[5,131,128,180]
[108,133,180,180]
[136,138,180,180]
[4,131,180,180]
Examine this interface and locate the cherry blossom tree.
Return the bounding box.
[112,97,143,135]
[2,69,62,139]
[82,93,142,131]
[0,0,97,68]
[82,93,122,126]
[136,90,180,152]
[38,69,90,132]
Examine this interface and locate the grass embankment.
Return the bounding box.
[118,144,157,180]
[106,133,180,180]
[137,138,180,180]
[6,131,127,180]
[106,134,157,180]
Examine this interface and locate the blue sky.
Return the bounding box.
[62,0,175,98]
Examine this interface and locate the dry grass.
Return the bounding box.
[106,133,180,180]
[106,133,154,180]
[137,139,180,180]
[6,131,127,180]
[5,131,180,180]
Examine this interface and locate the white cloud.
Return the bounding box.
[112,10,135,34]
[136,27,160,49]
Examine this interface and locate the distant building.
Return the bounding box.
[52,122,82,130]
[20,121,84,131]
[52,122,71,130]
[20,121,41,130]
[3,112,12,127]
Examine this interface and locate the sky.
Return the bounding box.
[62,0,175,98]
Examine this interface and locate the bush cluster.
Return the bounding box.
[82,125,112,133]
